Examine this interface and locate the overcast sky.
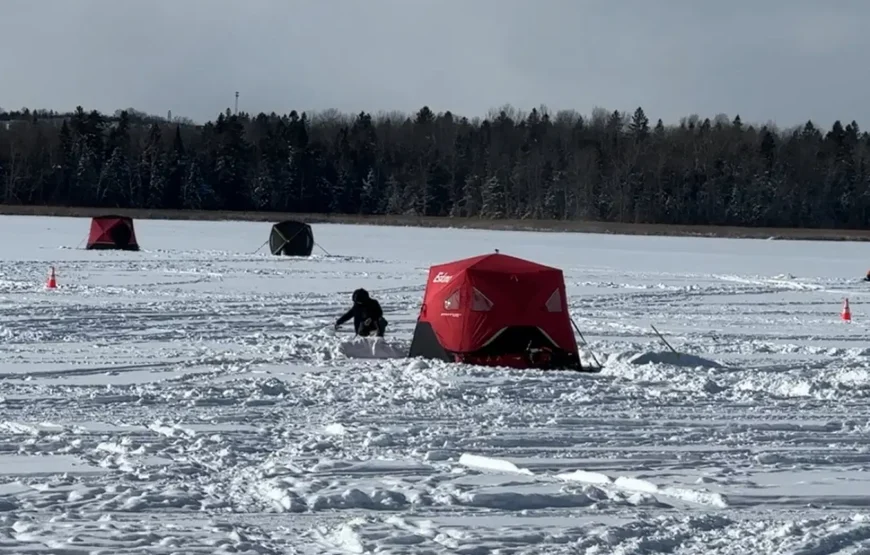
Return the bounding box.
[2,0,868,129]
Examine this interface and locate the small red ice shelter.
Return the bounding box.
[409,252,586,371]
[86,215,140,251]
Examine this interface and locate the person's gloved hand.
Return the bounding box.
[364,318,372,326]
[334,321,340,330]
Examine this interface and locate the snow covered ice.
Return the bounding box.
[2,214,870,553]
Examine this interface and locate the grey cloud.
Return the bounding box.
[1,0,868,128]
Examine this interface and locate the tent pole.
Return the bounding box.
[570,316,603,370]
[283,228,304,244]
[271,228,291,255]
[252,239,269,254]
[316,242,332,256]
[75,233,88,249]
[275,227,309,255]
[650,324,680,358]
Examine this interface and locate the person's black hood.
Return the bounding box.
[352,288,370,304]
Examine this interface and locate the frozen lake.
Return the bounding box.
[1,214,869,554]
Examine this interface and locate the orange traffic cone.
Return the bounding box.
[842,298,851,322]
[46,267,57,290]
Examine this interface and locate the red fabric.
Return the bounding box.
[417,253,578,355]
[86,217,138,247]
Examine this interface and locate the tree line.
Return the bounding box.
[1,104,868,229]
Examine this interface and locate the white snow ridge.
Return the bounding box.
[1,215,870,553]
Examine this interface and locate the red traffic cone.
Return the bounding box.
[46,267,57,290]
[842,298,851,321]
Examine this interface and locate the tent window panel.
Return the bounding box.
[545,289,562,312]
[472,287,493,312]
[443,290,461,311]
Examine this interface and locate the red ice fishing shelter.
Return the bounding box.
[408,252,586,371]
[86,215,140,251]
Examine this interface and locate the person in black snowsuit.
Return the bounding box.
[335,288,388,337]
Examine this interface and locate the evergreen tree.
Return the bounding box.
[1,103,870,231]
[480,175,505,219]
[628,107,650,141]
[182,158,206,210]
[165,125,187,209]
